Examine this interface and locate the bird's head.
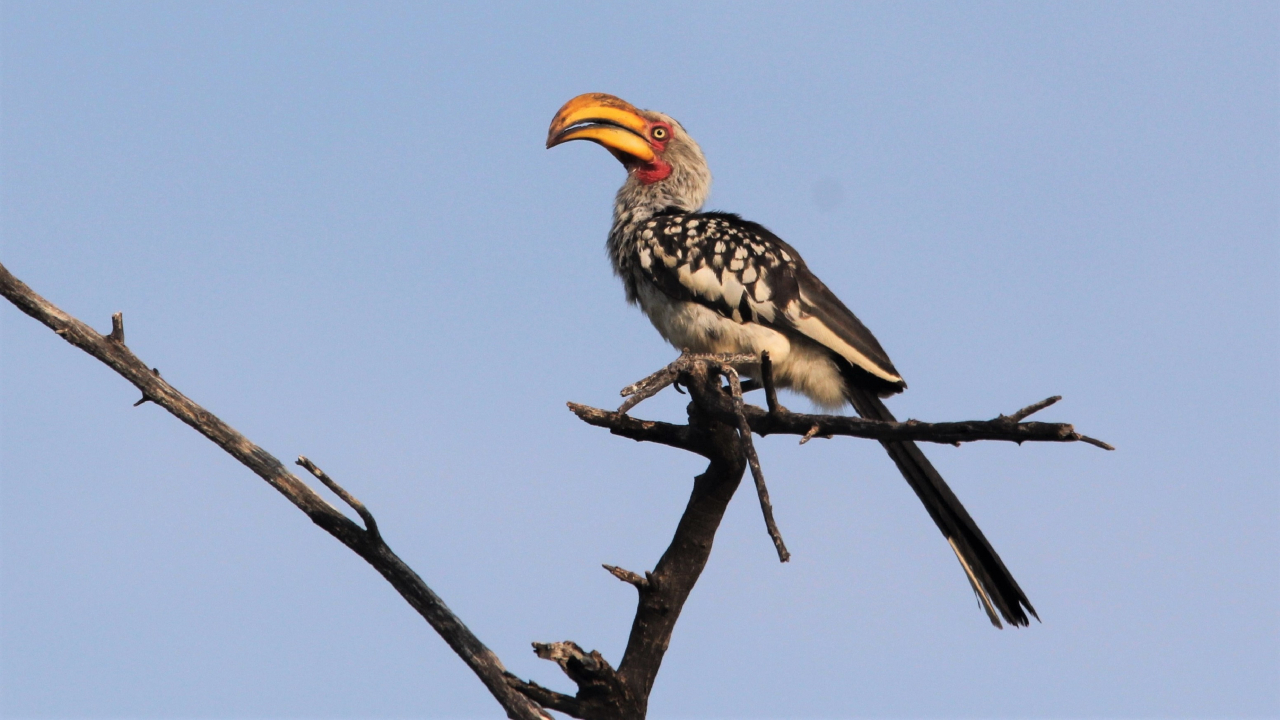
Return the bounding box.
[547,93,711,216]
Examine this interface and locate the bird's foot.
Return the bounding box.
[617,351,757,414]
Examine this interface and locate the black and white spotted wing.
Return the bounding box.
[629,211,907,394]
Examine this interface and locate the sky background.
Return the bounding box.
[2,2,1277,718]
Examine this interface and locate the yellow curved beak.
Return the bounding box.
[546,93,656,163]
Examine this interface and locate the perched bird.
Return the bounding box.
[547,93,1036,628]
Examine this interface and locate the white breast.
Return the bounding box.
[635,282,849,410]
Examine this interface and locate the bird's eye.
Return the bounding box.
[651,126,669,141]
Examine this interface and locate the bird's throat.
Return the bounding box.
[634,159,672,185]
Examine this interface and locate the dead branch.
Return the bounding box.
[611,350,792,561]
[759,349,781,415]
[297,456,380,541]
[518,350,1111,717]
[514,362,750,719]
[0,261,549,720]
[616,351,757,414]
[575,395,1112,449]
[717,362,790,562]
[505,675,585,717]
[566,402,701,454]
[3,256,1112,720]
[602,564,650,590]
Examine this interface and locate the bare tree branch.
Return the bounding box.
[108,311,125,343]
[744,401,1112,448]
[610,351,792,561]
[4,257,1111,720]
[571,395,1112,449]
[520,363,752,719]
[602,564,650,590]
[615,366,749,706]
[533,641,629,707]
[717,362,790,562]
[1076,435,1115,451]
[505,675,585,717]
[296,456,380,541]
[517,350,1111,717]
[616,351,757,415]
[0,261,549,720]
[1004,395,1062,422]
[566,402,702,454]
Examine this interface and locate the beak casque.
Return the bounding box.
[546,93,656,163]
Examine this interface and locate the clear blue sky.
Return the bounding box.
[2,2,1276,717]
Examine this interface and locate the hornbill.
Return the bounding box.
[547,93,1036,628]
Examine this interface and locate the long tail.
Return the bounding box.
[846,387,1038,628]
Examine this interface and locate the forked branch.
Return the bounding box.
[0,262,549,720]
[527,351,1111,717]
[3,258,1111,720]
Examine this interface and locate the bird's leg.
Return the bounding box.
[618,351,757,414]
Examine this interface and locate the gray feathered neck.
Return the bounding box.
[607,116,712,276]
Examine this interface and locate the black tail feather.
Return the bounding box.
[845,387,1037,628]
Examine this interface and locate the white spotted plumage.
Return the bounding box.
[550,93,1037,628]
[611,210,907,403]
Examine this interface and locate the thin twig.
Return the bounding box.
[618,363,681,414]
[617,351,758,414]
[567,402,702,454]
[760,350,779,415]
[602,564,649,590]
[998,396,1114,450]
[716,363,790,563]
[1077,435,1116,451]
[1005,396,1062,422]
[799,424,823,445]
[296,456,380,541]
[504,675,584,718]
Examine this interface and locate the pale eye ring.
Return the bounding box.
[651,126,669,141]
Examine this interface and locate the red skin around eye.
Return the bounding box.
[635,122,674,184]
